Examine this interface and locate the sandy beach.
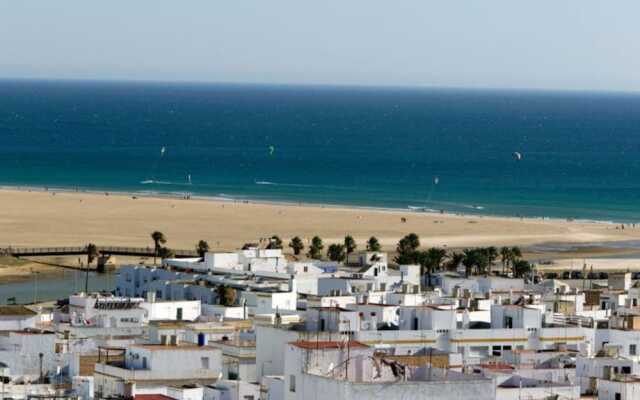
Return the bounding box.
[1,187,640,283]
[1,188,639,252]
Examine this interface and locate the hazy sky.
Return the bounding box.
[1,1,639,91]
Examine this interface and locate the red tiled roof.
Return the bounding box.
[135,395,176,400]
[290,341,368,350]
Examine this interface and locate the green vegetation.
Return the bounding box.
[418,247,447,287]
[267,235,283,250]
[392,233,528,281]
[151,231,167,265]
[288,236,304,256]
[344,235,357,255]
[366,236,381,252]
[86,243,99,265]
[327,243,346,262]
[394,233,420,264]
[307,236,324,260]
[196,240,210,258]
[158,247,175,259]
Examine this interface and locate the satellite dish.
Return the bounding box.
[513,151,522,161]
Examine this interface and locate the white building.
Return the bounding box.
[94,343,222,398]
[0,306,39,331]
[67,293,146,328]
[141,298,201,322]
[282,340,495,400]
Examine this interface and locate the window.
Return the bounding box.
[289,375,296,392]
[201,357,210,369]
[631,344,637,356]
[504,316,513,329]
[622,366,631,374]
[303,266,308,272]
[615,393,621,400]
[142,357,147,369]
[244,397,254,400]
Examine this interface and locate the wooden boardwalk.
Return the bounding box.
[1,245,198,258]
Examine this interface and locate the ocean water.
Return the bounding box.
[1,79,640,222]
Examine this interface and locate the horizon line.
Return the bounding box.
[1,75,639,97]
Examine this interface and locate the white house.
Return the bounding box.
[68,293,146,328]
[140,298,201,322]
[94,343,222,398]
[0,306,39,331]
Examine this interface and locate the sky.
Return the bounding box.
[1,1,639,92]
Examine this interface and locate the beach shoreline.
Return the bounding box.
[1,186,639,249]
[0,184,625,227]
[1,186,640,283]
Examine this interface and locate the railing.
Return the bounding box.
[1,245,198,257]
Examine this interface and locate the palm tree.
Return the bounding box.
[510,246,523,275]
[445,251,465,272]
[266,235,283,250]
[513,259,532,278]
[196,240,210,258]
[500,247,511,275]
[462,248,490,277]
[344,235,357,255]
[327,243,346,262]
[462,249,476,277]
[307,236,324,260]
[85,243,99,293]
[158,247,175,260]
[394,233,420,264]
[87,243,99,266]
[484,246,498,271]
[151,231,167,265]
[289,236,304,255]
[366,236,381,252]
[419,247,447,287]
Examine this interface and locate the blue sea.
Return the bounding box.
[1,79,640,222]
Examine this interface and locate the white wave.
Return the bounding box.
[255,180,318,188]
[408,206,439,213]
[140,179,185,186]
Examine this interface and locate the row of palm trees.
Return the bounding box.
[285,235,382,261]
[393,233,532,286]
[134,232,531,284]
